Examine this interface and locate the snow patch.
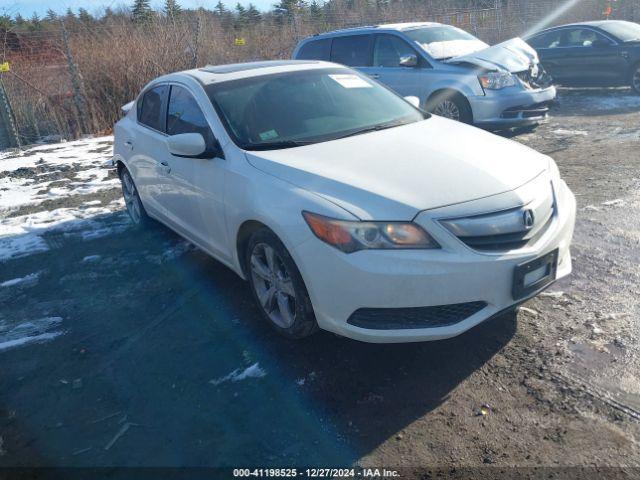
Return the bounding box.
[0,206,130,262]
[209,362,266,386]
[553,129,588,137]
[0,271,41,288]
[0,316,64,352]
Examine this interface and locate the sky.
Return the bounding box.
[0,0,276,18]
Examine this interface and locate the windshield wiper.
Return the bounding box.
[334,120,412,140]
[244,140,315,151]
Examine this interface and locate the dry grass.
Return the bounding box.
[0,0,633,143]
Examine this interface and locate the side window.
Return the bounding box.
[138,85,169,132]
[373,34,418,67]
[330,35,372,67]
[296,38,331,60]
[528,31,562,49]
[167,85,213,141]
[564,28,611,47]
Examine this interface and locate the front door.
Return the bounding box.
[158,84,228,258]
[558,28,627,85]
[359,34,431,103]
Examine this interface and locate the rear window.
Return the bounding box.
[330,35,372,67]
[598,21,640,42]
[138,85,168,132]
[296,38,331,60]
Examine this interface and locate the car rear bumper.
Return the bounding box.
[470,86,557,129]
[291,177,575,343]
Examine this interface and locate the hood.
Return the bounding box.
[245,117,550,221]
[446,37,539,73]
[418,39,489,60]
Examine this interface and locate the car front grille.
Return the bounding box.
[347,301,488,330]
[440,183,556,252]
[515,65,553,90]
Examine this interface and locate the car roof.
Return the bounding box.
[530,20,630,37]
[155,60,344,86]
[309,21,443,38]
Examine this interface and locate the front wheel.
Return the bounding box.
[631,63,640,94]
[246,228,318,339]
[426,91,473,124]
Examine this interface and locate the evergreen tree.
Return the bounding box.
[246,4,261,23]
[164,0,182,18]
[309,0,322,21]
[273,0,298,19]
[14,13,25,26]
[29,12,42,30]
[45,9,58,21]
[0,14,13,29]
[214,1,228,16]
[235,2,249,28]
[78,8,94,24]
[132,0,153,23]
[65,8,76,21]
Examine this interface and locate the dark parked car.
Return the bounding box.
[525,20,640,93]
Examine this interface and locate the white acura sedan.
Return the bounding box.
[113,60,576,343]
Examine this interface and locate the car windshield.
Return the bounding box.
[205,68,426,150]
[598,21,640,42]
[404,26,487,59]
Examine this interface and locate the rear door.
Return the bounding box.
[359,33,432,101]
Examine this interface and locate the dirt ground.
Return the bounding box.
[0,89,639,477]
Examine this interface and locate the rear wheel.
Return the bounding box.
[246,228,317,339]
[426,91,473,124]
[631,63,640,94]
[119,166,150,227]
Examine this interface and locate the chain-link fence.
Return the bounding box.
[0,0,637,149]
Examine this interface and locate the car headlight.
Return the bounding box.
[302,211,440,253]
[479,71,516,90]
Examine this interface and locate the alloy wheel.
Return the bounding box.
[121,171,142,224]
[433,99,461,121]
[633,66,640,93]
[250,242,297,329]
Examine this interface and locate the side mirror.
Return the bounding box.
[591,38,611,48]
[166,133,224,159]
[399,54,418,67]
[404,96,420,108]
[167,133,206,157]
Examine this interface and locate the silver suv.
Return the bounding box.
[293,22,556,128]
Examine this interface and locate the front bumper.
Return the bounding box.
[291,177,576,343]
[470,85,557,129]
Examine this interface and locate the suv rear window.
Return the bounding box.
[330,35,372,67]
[296,38,331,60]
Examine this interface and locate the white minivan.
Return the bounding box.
[113,60,575,343]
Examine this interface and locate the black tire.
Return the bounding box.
[245,228,318,339]
[119,166,151,228]
[631,63,640,95]
[426,90,473,124]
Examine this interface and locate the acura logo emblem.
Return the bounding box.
[523,210,535,229]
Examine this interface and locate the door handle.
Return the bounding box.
[160,161,171,174]
[124,140,133,149]
[368,73,380,79]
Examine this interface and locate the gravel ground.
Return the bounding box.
[0,88,638,475]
